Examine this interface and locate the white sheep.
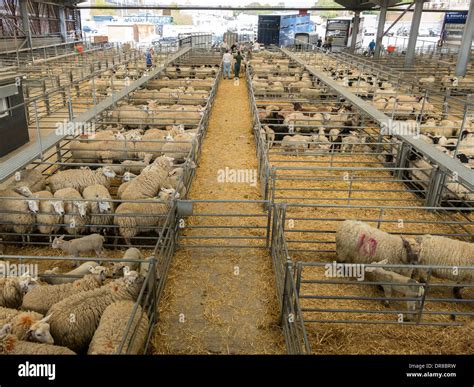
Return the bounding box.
[82,184,114,233]
[112,248,143,277]
[0,189,38,243]
[0,325,75,354]
[114,188,176,245]
[112,153,154,176]
[40,261,99,285]
[365,259,424,321]
[47,272,144,353]
[47,167,116,194]
[281,135,310,154]
[0,307,54,343]
[53,188,89,235]
[6,169,46,193]
[51,234,105,263]
[88,300,149,354]
[22,266,107,314]
[414,235,474,299]
[335,220,418,276]
[33,190,64,240]
[0,275,32,309]
[119,157,175,200]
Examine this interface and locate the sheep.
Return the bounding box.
[0,189,38,243]
[281,135,310,154]
[0,275,32,309]
[0,307,54,343]
[112,153,154,176]
[365,259,424,321]
[114,188,176,246]
[6,169,46,193]
[119,157,175,200]
[52,188,88,235]
[47,272,144,353]
[22,266,107,314]
[47,167,116,193]
[414,235,474,299]
[0,326,76,355]
[335,220,419,276]
[88,300,149,354]
[341,132,366,153]
[40,261,99,285]
[309,128,330,153]
[161,132,198,162]
[112,248,143,277]
[33,190,64,240]
[263,125,275,149]
[51,234,105,263]
[82,185,114,233]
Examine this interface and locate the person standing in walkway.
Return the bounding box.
[316,37,322,49]
[220,40,229,56]
[145,48,153,69]
[327,35,333,52]
[233,50,244,79]
[368,39,376,55]
[222,49,233,79]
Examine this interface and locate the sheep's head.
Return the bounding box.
[27,315,54,344]
[98,199,111,213]
[101,167,116,179]
[26,199,39,214]
[15,186,33,197]
[74,201,88,218]
[158,187,179,201]
[51,235,65,249]
[123,269,143,285]
[122,172,136,182]
[49,200,65,216]
[90,265,108,283]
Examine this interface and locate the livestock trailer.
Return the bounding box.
[294,32,319,49]
[0,74,29,157]
[326,16,364,49]
[223,31,239,47]
[257,14,311,47]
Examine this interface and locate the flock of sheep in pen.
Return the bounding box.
[0,61,218,354]
[249,51,473,202]
[249,51,474,322]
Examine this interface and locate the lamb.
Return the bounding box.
[263,125,275,148]
[119,157,175,200]
[0,308,54,343]
[335,220,418,276]
[109,105,149,128]
[47,167,116,193]
[281,135,310,154]
[33,190,64,239]
[414,235,474,299]
[161,132,198,162]
[40,261,99,285]
[0,275,32,309]
[47,272,144,353]
[22,266,107,314]
[53,188,89,235]
[88,300,149,354]
[82,185,114,233]
[114,188,175,245]
[341,132,366,153]
[309,128,330,153]
[112,248,143,277]
[51,234,105,262]
[365,259,424,321]
[0,326,75,355]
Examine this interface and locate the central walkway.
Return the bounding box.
[152,76,285,354]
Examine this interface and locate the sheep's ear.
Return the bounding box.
[39,314,53,323]
[59,235,65,240]
[376,259,389,265]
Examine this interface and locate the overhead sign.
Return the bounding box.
[444,11,468,24]
[123,15,173,25]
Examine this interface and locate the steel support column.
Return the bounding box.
[19,0,32,49]
[350,11,361,54]
[455,0,474,77]
[404,0,425,67]
[374,1,388,58]
[59,6,68,43]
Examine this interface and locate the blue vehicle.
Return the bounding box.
[82,25,98,34]
[257,14,311,47]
